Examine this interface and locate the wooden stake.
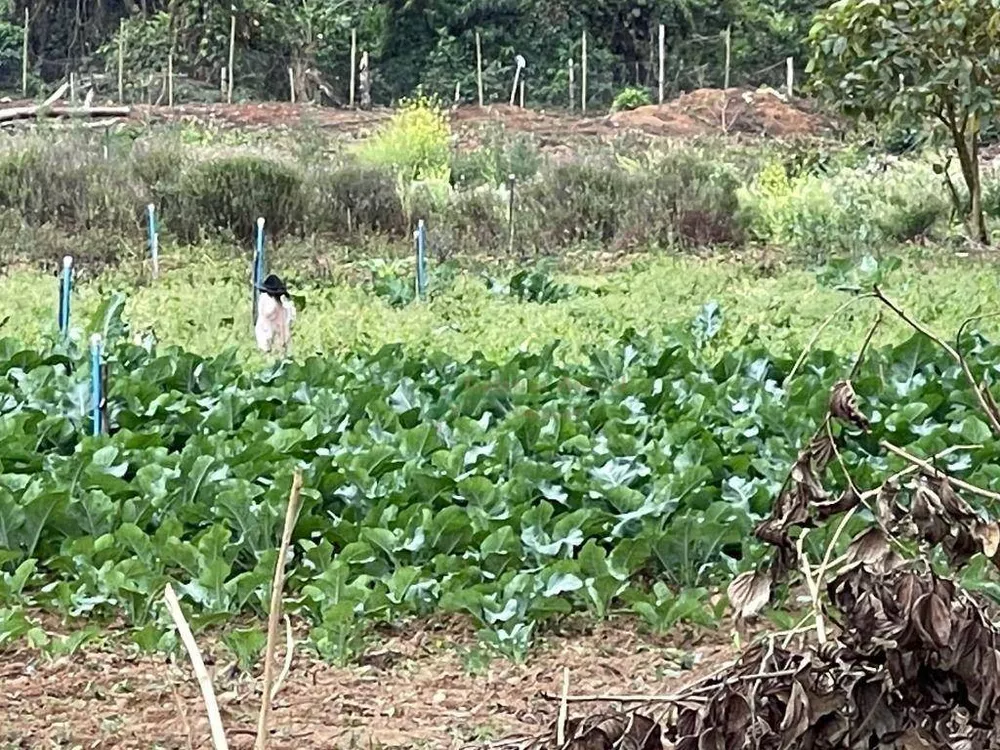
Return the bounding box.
[288,67,295,103]
[167,52,174,108]
[254,470,304,750]
[163,584,230,750]
[221,66,227,96]
[21,8,28,97]
[568,57,574,112]
[475,31,484,106]
[519,78,524,108]
[117,19,124,103]
[724,25,731,90]
[786,56,794,99]
[349,28,357,108]
[658,24,665,104]
[227,14,236,104]
[454,81,461,104]
[581,31,587,115]
[509,58,522,106]
[69,72,76,104]
[358,50,371,109]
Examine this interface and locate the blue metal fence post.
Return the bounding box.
[90,333,103,436]
[147,204,159,279]
[58,256,73,336]
[252,217,266,327]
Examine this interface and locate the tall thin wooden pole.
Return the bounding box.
[658,24,665,104]
[724,25,731,90]
[349,28,357,107]
[69,72,76,103]
[786,56,794,98]
[519,79,524,108]
[227,14,236,104]
[167,52,174,107]
[288,67,295,103]
[581,31,587,115]
[475,31,484,106]
[117,19,124,103]
[21,8,28,97]
[568,57,574,112]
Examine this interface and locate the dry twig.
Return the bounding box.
[270,615,294,702]
[874,285,1000,435]
[879,440,1000,502]
[254,469,304,750]
[783,294,875,388]
[557,667,570,746]
[163,583,230,750]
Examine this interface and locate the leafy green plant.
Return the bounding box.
[611,86,652,113]
[222,627,267,673]
[356,94,451,183]
[629,583,716,634]
[489,264,576,304]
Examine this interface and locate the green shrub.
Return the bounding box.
[431,186,508,259]
[355,94,451,182]
[0,138,141,234]
[611,86,652,113]
[738,157,947,259]
[518,148,742,252]
[169,155,304,242]
[303,162,406,237]
[451,122,542,188]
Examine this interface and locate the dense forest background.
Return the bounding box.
[0,0,826,107]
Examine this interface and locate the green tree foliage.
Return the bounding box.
[9,0,824,107]
[807,0,1000,245]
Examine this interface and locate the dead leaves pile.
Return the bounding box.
[667,567,1000,749]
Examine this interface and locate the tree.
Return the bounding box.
[807,0,1000,245]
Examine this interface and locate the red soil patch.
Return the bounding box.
[609,87,836,138]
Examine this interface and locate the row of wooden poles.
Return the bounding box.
[18,12,797,110]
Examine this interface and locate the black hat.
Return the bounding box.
[256,273,288,297]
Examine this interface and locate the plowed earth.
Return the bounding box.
[1,616,737,749]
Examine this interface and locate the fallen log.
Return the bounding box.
[0,105,131,123]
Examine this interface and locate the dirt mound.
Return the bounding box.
[610,87,835,138]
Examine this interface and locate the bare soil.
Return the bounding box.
[0,616,736,749]
[0,86,834,143]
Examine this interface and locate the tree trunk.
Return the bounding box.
[949,112,989,245]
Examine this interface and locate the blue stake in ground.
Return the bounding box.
[252,217,266,327]
[58,256,73,336]
[90,333,103,436]
[416,219,428,300]
[147,204,159,279]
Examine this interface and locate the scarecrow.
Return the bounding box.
[255,273,297,355]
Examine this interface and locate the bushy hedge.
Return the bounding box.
[0,127,976,268]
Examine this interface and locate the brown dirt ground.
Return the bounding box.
[1,87,835,142]
[0,615,739,750]
[609,87,835,138]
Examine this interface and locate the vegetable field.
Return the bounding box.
[4,280,1000,664]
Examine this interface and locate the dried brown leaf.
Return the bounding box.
[911,592,952,649]
[829,380,870,431]
[727,570,772,621]
[975,521,1000,558]
[778,679,810,746]
[843,528,891,569]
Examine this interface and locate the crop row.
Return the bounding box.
[0,300,995,661]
